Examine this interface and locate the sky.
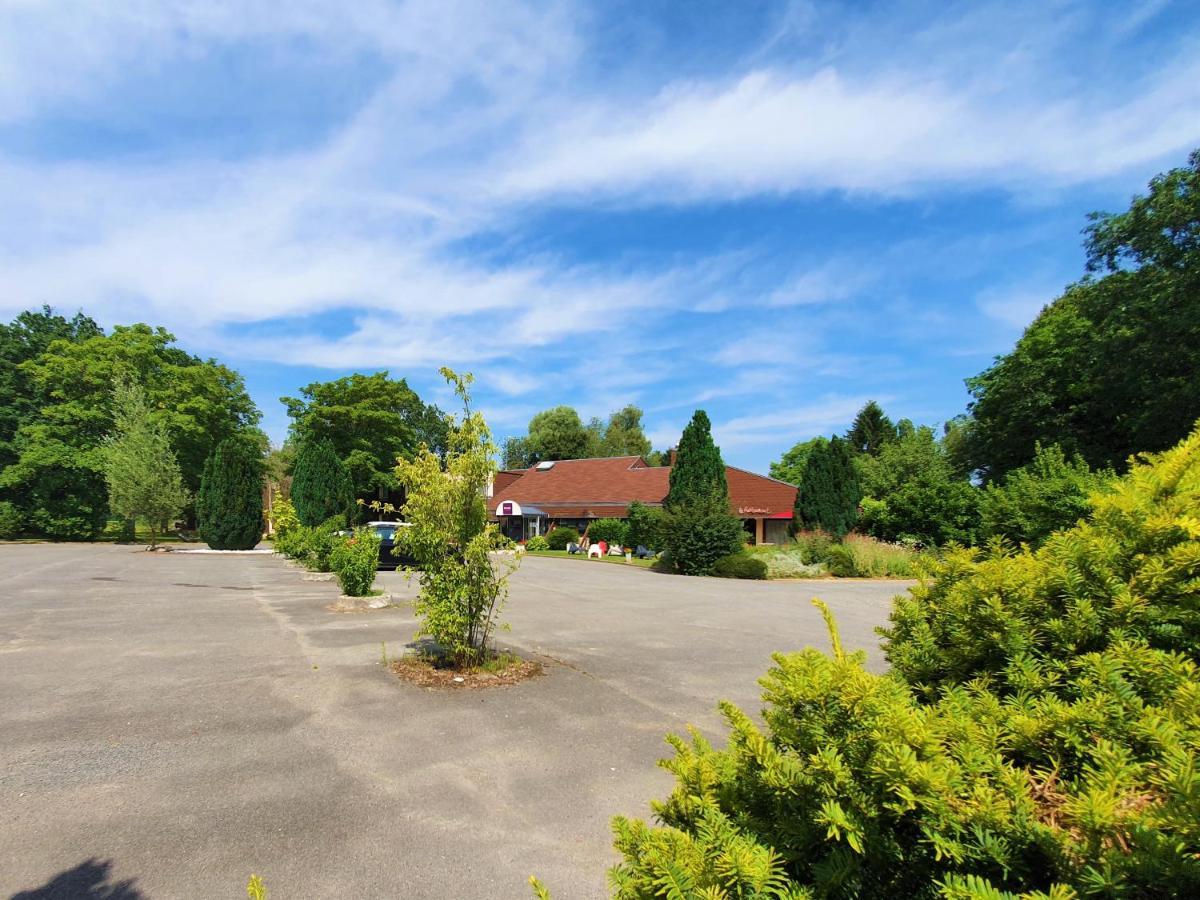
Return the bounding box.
[1,0,1198,472]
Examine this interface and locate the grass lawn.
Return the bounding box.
[525,549,657,569]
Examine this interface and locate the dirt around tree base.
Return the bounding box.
[390,655,543,689]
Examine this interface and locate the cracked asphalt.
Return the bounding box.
[0,543,907,899]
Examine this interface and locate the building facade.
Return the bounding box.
[488,456,796,545]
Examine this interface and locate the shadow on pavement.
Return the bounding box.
[9,858,144,900]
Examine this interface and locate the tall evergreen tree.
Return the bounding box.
[103,378,190,549]
[291,438,354,527]
[845,401,898,457]
[196,437,264,550]
[795,437,861,536]
[666,410,729,509]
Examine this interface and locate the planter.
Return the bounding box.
[334,592,391,611]
[301,571,337,582]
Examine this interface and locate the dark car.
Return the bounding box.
[367,521,416,570]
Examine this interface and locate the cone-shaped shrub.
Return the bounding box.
[666,410,728,509]
[196,437,264,550]
[608,424,1200,898]
[795,435,860,536]
[291,438,353,527]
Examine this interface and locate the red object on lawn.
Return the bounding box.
[598,541,608,555]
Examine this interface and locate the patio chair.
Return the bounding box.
[567,542,583,555]
[587,544,603,559]
[607,544,624,556]
[635,545,655,559]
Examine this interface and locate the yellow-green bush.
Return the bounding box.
[606,426,1200,898]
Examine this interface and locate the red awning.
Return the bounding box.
[767,511,793,519]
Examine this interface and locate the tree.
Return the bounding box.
[525,406,596,462]
[608,425,1200,898]
[661,411,742,574]
[195,437,263,550]
[844,400,898,456]
[394,369,514,665]
[290,438,354,527]
[979,443,1112,547]
[856,425,978,545]
[963,149,1200,480]
[665,410,728,509]
[598,405,652,458]
[769,436,828,485]
[500,435,533,470]
[0,322,258,538]
[282,371,446,502]
[102,379,190,548]
[794,437,860,536]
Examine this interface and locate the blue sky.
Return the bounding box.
[1,1,1198,471]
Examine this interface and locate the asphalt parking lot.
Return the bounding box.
[0,544,909,899]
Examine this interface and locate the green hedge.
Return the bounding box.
[587,518,629,547]
[545,527,580,551]
[711,552,767,579]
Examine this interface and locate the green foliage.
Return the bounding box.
[282,371,445,502]
[526,406,596,462]
[598,405,653,458]
[793,529,834,564]
[857,425,980,546]
[822,542,857,577]
[290,439,353,528]
[102,378,190,548]
[588,518,629,547]
[270,489,299,537]
[502,435,533,470]
[964,149,1200,480]
[666,410,729,509]
[395,369,515,666]
[770,436,827,486]
[545,527,580,550]
[625,501,665,550]
[525,534,549,551]
[979,443,1113,547]
[329,527,380,597]
[195,437,263,551]
[795,436,860,537]
[246,874,267,900]
[845,400,898,457]
[0,317,258,538]
[0,500,23,539]
[613,429,1200,898]
[712,552,767,580]
[661,498,745,576]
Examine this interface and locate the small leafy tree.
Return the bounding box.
[794,436,860,537]
[290,438,353,527]
[394,369,515,666]
[102,378,189,549]
[196,437,263,551]
[625,501,664,550]
[329,527,381,597]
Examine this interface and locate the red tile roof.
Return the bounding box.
[489,456,796,518]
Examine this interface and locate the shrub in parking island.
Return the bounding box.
[587,518,628,547]
[545,526,580,551]
[599,425,1200,899]
[329,527,381,597]
[196,436,263,550]
[393,369,516,667]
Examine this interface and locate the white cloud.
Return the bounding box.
[714,395,873,448]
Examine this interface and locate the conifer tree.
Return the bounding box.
[795,436,860,536]
[666,410,729,509]
[103,378,190,549]
[196,437,264,550]
[845,400,898,456]
[290,438,354,527]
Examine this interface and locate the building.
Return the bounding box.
[488,456,796,545]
